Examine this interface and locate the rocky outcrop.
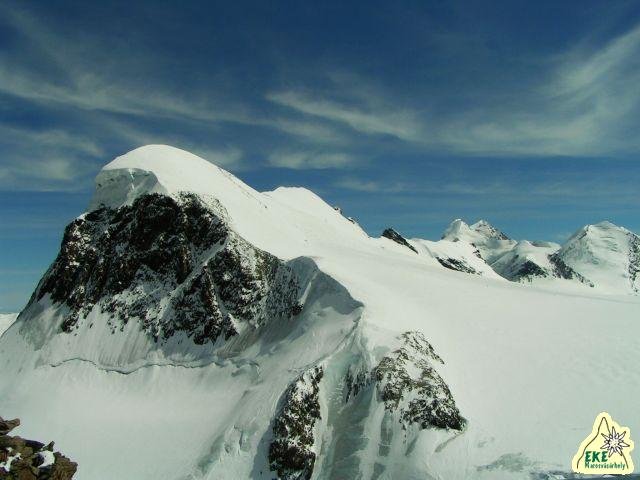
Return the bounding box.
[548,253,593,287]
[508,259,548,282]
[374,332,465,430]
[436,257,480,275]
[628,233,639,293]
[269,367,323,480]
[381,228,417,254]
[32,192,301,346]
[0,417,77,479]
[346,332,465,431]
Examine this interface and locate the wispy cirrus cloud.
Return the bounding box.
[267,90,421,141]
[333,178,409,193]
[0,124,105,190]
[266,21,640,158]
[1,0,640,197]
[334,174,640,204]
[0,4,255,126]
[268,151,358,170]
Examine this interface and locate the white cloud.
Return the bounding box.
[267,91,420,141]
[0,4,256,127]
[334,178,409,193]
[3,1,640,169]
[270,118,349,145]
[0,124,105,190]
[268,151,357,170]
[268,22,640,158]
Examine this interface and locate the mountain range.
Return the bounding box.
[384,218,639,295]
[0,145,638,480]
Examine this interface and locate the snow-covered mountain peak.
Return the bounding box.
[565,220,631,248]
[90,144,263,211]
[442,218,509,242]
[556,220,640,293]
[89,145,367,262]
[441,218,516,263]
[470,219,510,240]
[441,218,470,240]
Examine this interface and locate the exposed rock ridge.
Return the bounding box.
[548,253,593,287]
[346,331,465,431]
[503,259,548,282]
[269,366,324,480]
[436,257,480,275]
[381,228,418,254]
[33,192,301,346]
[628,232,640,292]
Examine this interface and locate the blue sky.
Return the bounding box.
[1,0,640,311]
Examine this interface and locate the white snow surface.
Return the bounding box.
[0,313,18,337]
[557,221,639,293]
[38,450,55,468]
[408,237,505,279]
[490,241,558,280]
[1,145,639,480]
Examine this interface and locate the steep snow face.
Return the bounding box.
[409,238,505,279]
[91,145,367,262]
[490,241,556,281]
[489,240,594,291]
[441,219,516,263]
[1,145,639,480]
[0,313,18,337]
[470,219,510,241]
[557,221,640,294]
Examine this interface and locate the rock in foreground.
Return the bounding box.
[0,417,77,479]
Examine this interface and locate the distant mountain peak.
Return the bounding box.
[470,219,510,240]
[441,219,471,240]
[556,221,639,293]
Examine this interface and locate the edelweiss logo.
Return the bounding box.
[572,412,635,474]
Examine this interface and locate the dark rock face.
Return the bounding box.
[548,253,593,287]
[436,257,479,275]
[346,332,465,432]
[628,233,640,293]
[0,417,77,479]
[509,259,548,282]
[381,228,418,254]
[374,332,465,431]
[269,367,323,480]
[33,193,300,346]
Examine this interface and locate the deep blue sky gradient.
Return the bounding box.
[1,0,640,311]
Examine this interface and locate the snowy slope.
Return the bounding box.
[1,145,639,480]
[0,313,18,337]
[490,240,559,281]
[409,237,505,279]
[556,221,640,294]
